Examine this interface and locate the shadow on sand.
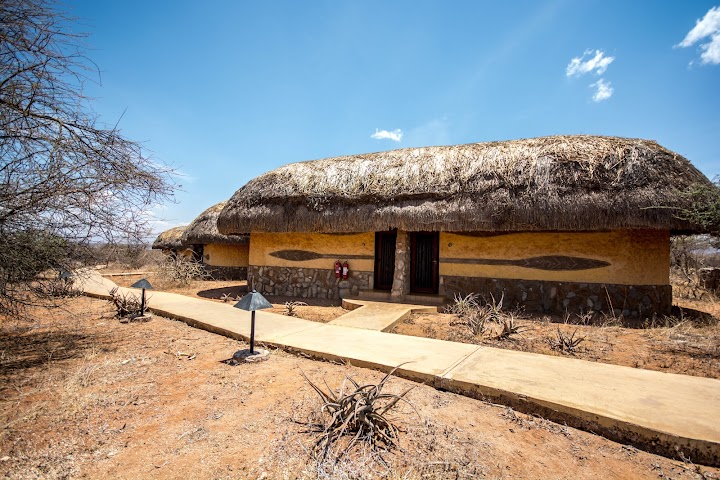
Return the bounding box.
[197,285,248,300]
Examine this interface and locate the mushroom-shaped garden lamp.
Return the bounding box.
[234,290,272,354]
[130,278,153,316]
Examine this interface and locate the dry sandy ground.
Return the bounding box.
[2,296,719,479]
[107,272,349,323]
[107,270,720,379]
[392,308,720,379]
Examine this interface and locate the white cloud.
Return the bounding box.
[370,128,403,142]
[676,6,720,65]
[566,49,615,77]
[591,79,614,102]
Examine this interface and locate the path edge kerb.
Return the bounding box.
[78,276,720,467]
[435,375,717,467]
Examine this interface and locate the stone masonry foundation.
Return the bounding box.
[248,265,372,299]
[441,275,672,322]
[202,265,247,281]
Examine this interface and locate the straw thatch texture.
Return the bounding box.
[182,201,249,245]
[217,135,714,234]
[152,226,188,250]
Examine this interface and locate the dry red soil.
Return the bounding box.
[111,270,720,380]
[1,290,719,478]
[392,304,720,379]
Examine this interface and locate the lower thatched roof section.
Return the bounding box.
[152,226,188,250]
[217,135,714,234]
[181,201,249,245]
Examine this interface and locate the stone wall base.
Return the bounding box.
[441,276,672,322]
[203,265,247,281]
[248,265,372,299]
[699,267,720,292]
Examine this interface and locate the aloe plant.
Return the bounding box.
[284,301,308,317]
[550,327,585,354]
[496,314,530,339]
[301,364,416,460]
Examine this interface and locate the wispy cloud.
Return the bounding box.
[676,6,720,65]
[590,79,614,102]
[566,49,615,102]
[370,128,403,142]
[566,49,615,77]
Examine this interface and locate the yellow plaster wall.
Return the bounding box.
[249,232,375,272]
[204,243,250,267]
[164,248,195,259]
[439,229,669,286]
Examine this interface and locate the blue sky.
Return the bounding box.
[66,0,720,235]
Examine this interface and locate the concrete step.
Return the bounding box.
[356,289,449,307]
[356,289,392,300]
[405,292,450,306]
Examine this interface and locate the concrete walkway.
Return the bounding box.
[331,298,437,331]
[101,271,156,277]
[76,270,720,466]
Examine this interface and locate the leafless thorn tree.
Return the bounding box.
[0,0,176,314]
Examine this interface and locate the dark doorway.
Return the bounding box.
[374,231,396,290]
[410,232,439,294]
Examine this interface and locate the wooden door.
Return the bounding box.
[410,232,439,294]
[374,231,396,290]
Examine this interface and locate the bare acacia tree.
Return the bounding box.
[678,178,720,244]
[0,0,176,313]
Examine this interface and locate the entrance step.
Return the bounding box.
[356,289,393,301]
[334,298,439,331]
[355,290,449,307]
[405,293,450,307]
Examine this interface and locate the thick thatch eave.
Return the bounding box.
[182,201,249,245]
[217,135,714,234]
[152,226,188,250]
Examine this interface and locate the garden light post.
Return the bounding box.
[130,278,153,317]
[234,290,272,354]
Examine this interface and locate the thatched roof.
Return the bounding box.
[182,201,249,245]
[152,226,188,250]
[217,135,714,234]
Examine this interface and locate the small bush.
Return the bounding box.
[449,292,508,337]
[550,328,585,354]
[34,278,82,299]
[496,314,530,339]
[563,312,595,326]
[447,292,480,317]
[670,236,720,299]
[450,307,490,336]
[481,292,505,323]
[109,287,146,318]
[157,256,210,285]
[301,364,416,461]
[284,301,308,317]
[464,310,489,336]
[219,293,242,303]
